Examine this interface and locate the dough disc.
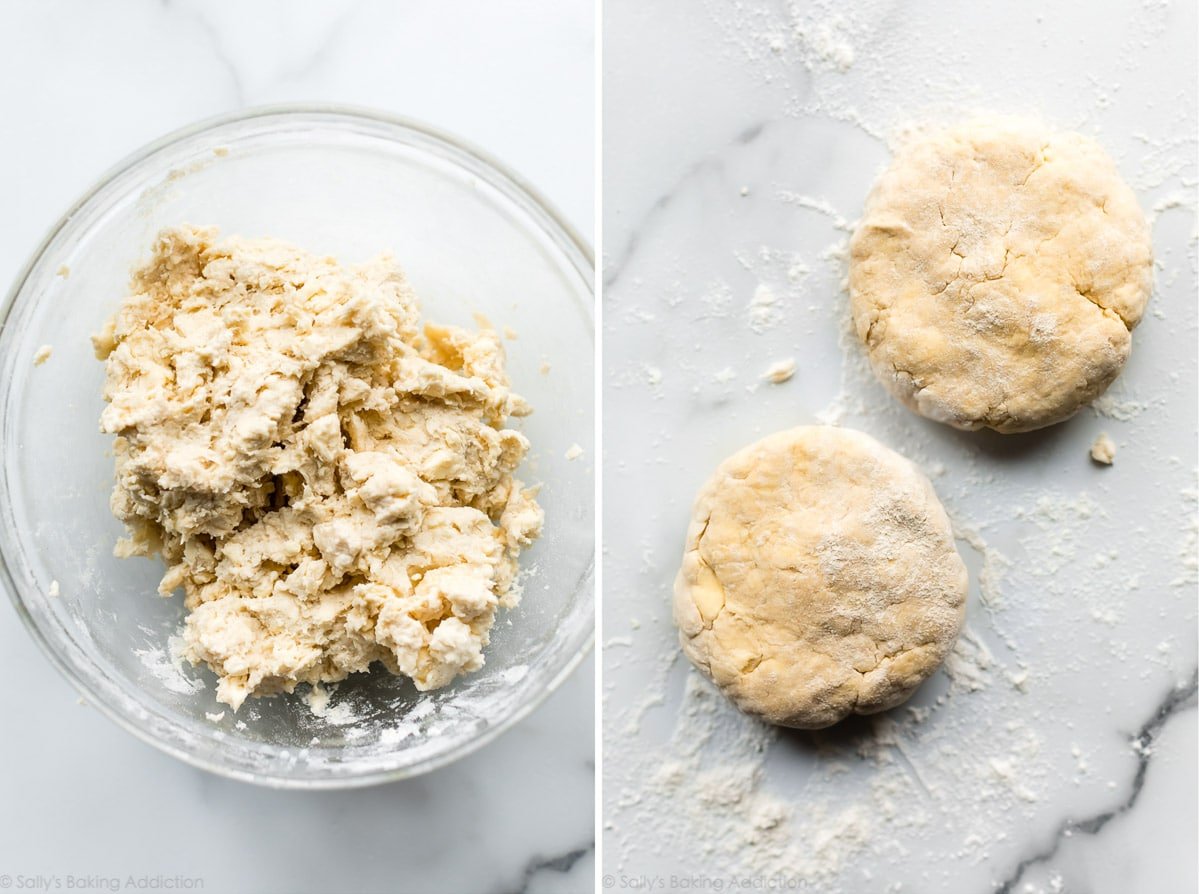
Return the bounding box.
[849,118,1152,433]
[673,426,967,729]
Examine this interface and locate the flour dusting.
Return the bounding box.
[135,635,204,696]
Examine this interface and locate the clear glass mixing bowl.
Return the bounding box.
[0,106,594,788]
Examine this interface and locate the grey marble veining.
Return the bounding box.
[993,672,1197,893]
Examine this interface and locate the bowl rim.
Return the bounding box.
[0,102,596,789]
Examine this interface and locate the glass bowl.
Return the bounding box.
[0,106,594,788]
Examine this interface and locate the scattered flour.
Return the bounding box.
[1091,393,1148,421]
[134,636,204,696]
[501,664,529,685]
[943,626,995,694]
[1172,485,1198,588]
[775,191,853,231]
[303,683,361,726]
[748,282,782,332]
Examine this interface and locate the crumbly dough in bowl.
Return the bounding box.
[95,226,542,709]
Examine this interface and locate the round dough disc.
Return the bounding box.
[849,118,1152,433]
[673,426,967,729]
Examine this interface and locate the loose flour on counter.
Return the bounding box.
[95,226,542,710]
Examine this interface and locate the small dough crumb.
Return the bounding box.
[48,580,60,598]
[56,265,70,278]
[205,711,226,722]
[304,684,332,716]
[97,226,543,710]
[761,358,796,384]
[503,325,518,340]
[213,146,230,157]
[1090,433,1117,465]
[565,443,584,461]
[539,360,551,375]
[33,345,52,366]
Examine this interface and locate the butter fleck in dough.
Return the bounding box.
[96,226,543,709]
[850,118,1152,433]
[673,426,966,729]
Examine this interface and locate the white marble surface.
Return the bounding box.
[0,3,593,893]
[602,1,1196,893]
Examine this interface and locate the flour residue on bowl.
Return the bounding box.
[134,635,204,696]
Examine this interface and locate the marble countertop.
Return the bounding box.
[0,3,593,893]
[602,1,1196,892]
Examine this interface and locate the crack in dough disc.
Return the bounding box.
[849,117,1153,433]
[673,426,967,729]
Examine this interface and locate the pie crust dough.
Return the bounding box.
[673,426,967,729]
[849,118,1152,433]
[96,226,542,709]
